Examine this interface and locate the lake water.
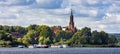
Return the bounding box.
[0,48,120,54]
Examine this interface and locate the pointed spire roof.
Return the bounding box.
[70,9,73,16]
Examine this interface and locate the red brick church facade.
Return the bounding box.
[53,10,77,33]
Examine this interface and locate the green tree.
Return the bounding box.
[81,27,91,36]
[17,38,23,44]
[0,30,15,47]
[79,36,87,44]
[80,27,91,44]
[91,30,102,44]
[44,37,51,45]
[99,31,109,44]
[13,26,27,34]
[55,30,72,42]
[68,30,84,46]
[22,30,37,45]
[38,36,44,44]
[0,25,3,30]
[0,30,14,41]
[91,30,109,45]
[27,24,39,30]
[38,25,53,44]
[108,36,118,44]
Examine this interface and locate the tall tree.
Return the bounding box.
[22,30,37,45]
[38,25,53,45]
[99,31,109,44]
[81,27,91,36]
[55,30,72,42]
[91,30,102,44]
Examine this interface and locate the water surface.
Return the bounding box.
[0,48,120,54]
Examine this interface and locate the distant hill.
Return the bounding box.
[108,33,120,41]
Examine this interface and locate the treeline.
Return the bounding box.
[0,25,118,47]
[68,27,118,47]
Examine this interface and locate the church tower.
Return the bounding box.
[69,9,74,29]
[66,9,77,33]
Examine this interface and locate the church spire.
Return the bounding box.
[66,9,77,33]
[69,9,75,31]
[70,9,73,16]
[69,9,74,26]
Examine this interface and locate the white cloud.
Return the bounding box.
[0,0,120,33]
[87,0,99,5]
[98,24,107,30]
[0,0,28,5]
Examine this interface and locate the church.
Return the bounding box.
[65,10,77,33]
[53,10,77,34]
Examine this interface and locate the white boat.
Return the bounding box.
[62,44,69,48]
[51,44,68,48]
[28,45,35,48]
[51,45,59,48]
[18,45,25,48]
[35,43,49,48]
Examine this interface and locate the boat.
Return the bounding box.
[39,45,49,48]
[18,45,25,48]
[62,44,69,48]
[58,45,63,48]
[35,43,49,48]
[28,45,35,48]
[51,45,59,48]
[51,44,68,48]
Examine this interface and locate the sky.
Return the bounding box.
[0,0,120,33]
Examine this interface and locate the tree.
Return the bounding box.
[38,36,44,44]
[44,37,51,45]
[68,30,88,46]
[79,36,87,44]
[108,36,118,44]
[0,25,3,30]
[81,27,91,36]
[39,25,53,37]
[0,40,12,47]
[17,38,23,44]
[22,30,37,45]
[9,26,15,32]
[99,31,109,44]
[38,25,53,45]
[91,30,103,44]
[0,30,15,47]
[80,27,91,44]
[13,26,27,34]
[0,30,14,41]
[55,30,72,43]
[55,30,66,42]
[3,25,10,32]
[0,30,7,40]
[27,24,36,30]
[91,30,109,45]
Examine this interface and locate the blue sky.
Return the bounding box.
[0,0,120,33]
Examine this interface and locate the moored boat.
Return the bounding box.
[18,45,25,48]
[51,44,68,48]
[51,45,59,48]
[28,45,35,48]
[62,44,69,48]
[39,45,49,48]
[35,43,49,48]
